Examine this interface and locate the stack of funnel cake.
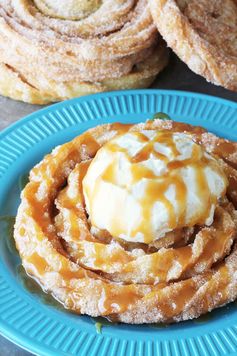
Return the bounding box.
[0,0,168,104]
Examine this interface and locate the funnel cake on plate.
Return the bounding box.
[0,0,168,104]
[14,119,237,324]
[149,0,237,91]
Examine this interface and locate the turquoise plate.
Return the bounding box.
[1,90,237,356]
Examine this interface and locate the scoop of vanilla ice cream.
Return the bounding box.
[82,129,227,244]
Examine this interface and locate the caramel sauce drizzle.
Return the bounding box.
[26,251,84,281]
[92,243,133,269]
[95,130,227,243]
[80,132,101,157]
[102,285,143,315]
[111,122,133,133]
[56,161,92,242]
[27,253,48,275]
[19,124,233,317]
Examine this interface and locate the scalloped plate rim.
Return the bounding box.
[1,89,237,140]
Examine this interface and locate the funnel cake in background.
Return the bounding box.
[149,0,237,91]
[0,0,168,104]
[14,117,237,324]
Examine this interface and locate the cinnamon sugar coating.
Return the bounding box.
[0,0,168,103]
[14,119,237,323]
[149,0,237,91]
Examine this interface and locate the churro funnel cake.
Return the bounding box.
[149,0,237,91]
[0,0,168,104]
[14,118,237,324]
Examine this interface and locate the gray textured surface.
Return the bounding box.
[0,53,236,356]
